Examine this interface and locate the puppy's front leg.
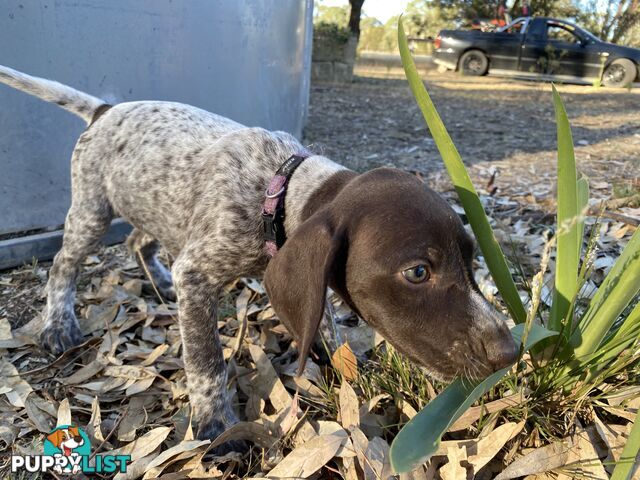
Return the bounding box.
[172,259,243,453]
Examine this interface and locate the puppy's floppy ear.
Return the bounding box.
[46,429,63,448]
[264,212,344,376]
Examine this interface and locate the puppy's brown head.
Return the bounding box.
[264,167,518,381]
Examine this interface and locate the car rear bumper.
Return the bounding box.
[433,49,458,70]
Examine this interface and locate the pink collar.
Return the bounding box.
[262,150,311,257]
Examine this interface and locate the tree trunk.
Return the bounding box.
[610,0,639,43]
[348,0,365,37]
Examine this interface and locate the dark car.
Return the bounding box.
[433,16,640,87]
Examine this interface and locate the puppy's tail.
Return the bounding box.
[0,64,108,124]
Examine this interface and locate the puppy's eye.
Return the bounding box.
[402,264,430,284]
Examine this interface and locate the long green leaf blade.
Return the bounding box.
[610,412,640,480]
[548,85,580,335]
[397,18,526,324]
[576,175,589,253]
[571,227,640,361]
[389,324,557,473]
[602,301,640,355]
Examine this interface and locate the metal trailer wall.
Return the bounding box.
[0,0,313,269]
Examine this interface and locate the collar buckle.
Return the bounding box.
[262,209,286,248]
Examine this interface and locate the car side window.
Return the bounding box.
[547,23,582,44]
[505,20,525,34]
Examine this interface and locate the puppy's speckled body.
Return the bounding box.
[0,65,518,450]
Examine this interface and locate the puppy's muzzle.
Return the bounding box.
[482,333,519,371]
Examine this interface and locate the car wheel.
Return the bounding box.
[602,58,636,87]
[459,50,489,76]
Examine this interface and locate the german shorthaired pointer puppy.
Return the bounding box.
[0,65,518,450]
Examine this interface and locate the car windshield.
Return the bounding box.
[578,26,602,42]
[553,20,602,43]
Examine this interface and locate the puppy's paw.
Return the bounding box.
[210,438,249,457]
[41,319,84,355]
[197,417,248,455]
[159,285,177,302]
[143,282,177,302]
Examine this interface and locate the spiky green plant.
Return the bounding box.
[390,17,640,477]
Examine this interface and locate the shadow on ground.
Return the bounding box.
[303,73,640,184]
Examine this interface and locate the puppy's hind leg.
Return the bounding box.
[42,200,113,354]
[127,229,176,301]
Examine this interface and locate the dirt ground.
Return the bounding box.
[304,70,640,202]
[0,72,638,479]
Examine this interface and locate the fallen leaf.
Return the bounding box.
[350,425,375,479]
[56,398,72,426]
[593,414,627,465]
[332,342,358,381]
[184,455,225,478]
[126,377,156,396]
[315,421,354,458]
[294,421,317,446]
[399,465,433,480]
[0,423,19,451]
[143,440,209,479]
[114,450,159,480]
[118,396,149,442]
[24,394,54,433]
[342,457,361,480]
[62,356,109,385]
[339,381,359,430]
[140,344,169,366]
[359,393,391,417]
[495,427,607,480]
[207,422,279,452]
[268,434,345,479]
[88,397,104,442]
[281,359,323,385]
[440,445,468,480]
[449,393,527,431]
[0,359,33,407]
[0,318,30,348]
[468,421,524,473]
[279,392,300,436]
[367,436,392,478]
[248,344,292,412]
[82,300,121,335]
[232,287,251,357]
[107,426,172,461]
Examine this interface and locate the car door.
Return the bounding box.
[519,18,547,74]
[489,18,527,72]
[544,20,601,79]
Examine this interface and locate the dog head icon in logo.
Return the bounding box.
[44,425,90,474]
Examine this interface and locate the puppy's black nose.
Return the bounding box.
[485,336,519,371]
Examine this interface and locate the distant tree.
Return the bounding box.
[575,0,640,45]
[520,0,578,17]
[382,15,401,52]
[314,3,349,27]
[405,0,457,37]
[425,0,578,19]
[358,16,386,51]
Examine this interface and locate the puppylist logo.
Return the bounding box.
[11,424,131,475]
